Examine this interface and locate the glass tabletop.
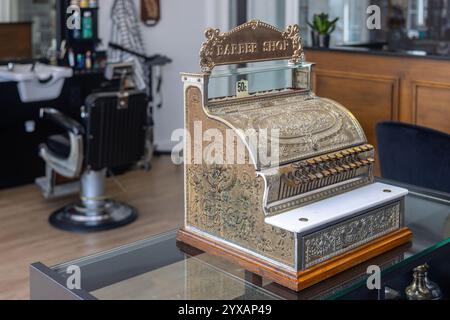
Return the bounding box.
[50,179,450,300]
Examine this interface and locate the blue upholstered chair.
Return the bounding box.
[376,121,450,193]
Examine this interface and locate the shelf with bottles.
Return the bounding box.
[61,48,106,72]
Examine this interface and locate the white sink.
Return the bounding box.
[0,63,73,102]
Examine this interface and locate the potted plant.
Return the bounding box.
[308,13,339,48]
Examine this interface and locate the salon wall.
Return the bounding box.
[99,0,234,152]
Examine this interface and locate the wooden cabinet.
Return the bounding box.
[412,81,450,134]
[306,49,450,174]
[0,22,32,60]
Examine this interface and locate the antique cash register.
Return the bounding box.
[177,20,412,291]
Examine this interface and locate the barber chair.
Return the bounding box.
[36,64,148,232]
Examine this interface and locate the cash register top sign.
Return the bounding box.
[199,19,304,72]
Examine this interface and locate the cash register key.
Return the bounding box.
[361,160,369,166]
[292,161,306,169]
[336,166,345,173]
[292,163,301,169]
[322,170,331,176]
[313,172,321,179]
[313,157,323,164]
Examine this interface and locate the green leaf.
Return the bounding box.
[310,12,339,35]
[328,24,336,34]
[313,14,320,30]
[317,16,326,33]
[330,17,339,25]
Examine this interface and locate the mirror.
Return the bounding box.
[0,0,56,59]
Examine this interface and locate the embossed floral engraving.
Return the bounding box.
[187,163,295,266]
[303,202,401,268]
[185,86,295,266]
[209,92,366,168]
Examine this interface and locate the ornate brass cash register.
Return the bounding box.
[177,20,412,291]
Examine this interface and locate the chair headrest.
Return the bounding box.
[104,62,134,81]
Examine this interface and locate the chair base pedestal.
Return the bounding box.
[49,200,138,233]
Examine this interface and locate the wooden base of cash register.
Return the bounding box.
[177,227,412,292]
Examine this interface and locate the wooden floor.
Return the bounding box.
[0,156,184,300]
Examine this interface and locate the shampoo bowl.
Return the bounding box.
[0,63,73,102]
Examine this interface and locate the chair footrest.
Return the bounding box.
[35,176,80,199]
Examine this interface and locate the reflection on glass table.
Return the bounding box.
[30,178,450,300]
